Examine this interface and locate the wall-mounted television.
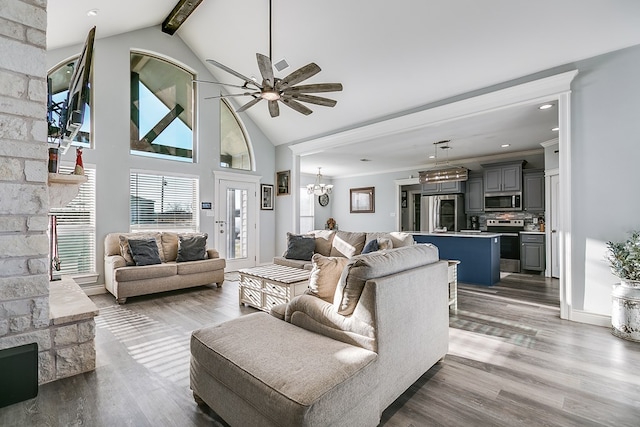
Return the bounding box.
[47,26,95,153]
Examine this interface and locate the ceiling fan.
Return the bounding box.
[199,0,343,117]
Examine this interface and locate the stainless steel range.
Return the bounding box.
[486,219,525,273]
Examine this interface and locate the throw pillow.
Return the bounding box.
[361,239,379,254]
[377,237,393,251]
[119,233,165,265]
[119,235,136,266]
[307,254,349,303]
[329,231,367,258]
[128,238,162,266]
[177,234,208,262]
[283,232,315,261]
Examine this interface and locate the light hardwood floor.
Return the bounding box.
[1,273,639,426]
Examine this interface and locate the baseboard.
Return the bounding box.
[570,309,611,327]
[82,284,107,296]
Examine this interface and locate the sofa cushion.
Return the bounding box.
[330,231,367,258]
[176,258,225,275]
[361,239,379,254]
[128,238,162,266]
[283,232,315,261]
[119,232,164,265]
[177,234,207,262]
[333,244,440,316]
[190,313,378,427]
[307,254,349,303]
[115,262,177,282]
[273,256,312,270]
[311,230,335,256]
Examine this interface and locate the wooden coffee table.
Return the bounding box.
[238,264,311,312]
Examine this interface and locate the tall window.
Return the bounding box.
[47,58,91,146]
[130,52,194,161]
[300,188,315,233]
[50,165,96,276]
[130,171,199,232]
[220,100,252,170]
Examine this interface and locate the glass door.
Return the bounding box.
[216,179,256,271]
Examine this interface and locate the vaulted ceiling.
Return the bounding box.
[47,0,640,176]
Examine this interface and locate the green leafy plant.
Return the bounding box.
[606,231,640,281]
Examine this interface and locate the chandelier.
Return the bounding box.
[307,167,333,196]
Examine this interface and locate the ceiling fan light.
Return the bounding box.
[261,91,281,101]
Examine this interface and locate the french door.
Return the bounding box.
[214,172,259,271]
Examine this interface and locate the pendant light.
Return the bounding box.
[307,167,333,196]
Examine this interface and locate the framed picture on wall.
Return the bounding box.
[350,187,375,213]
[261,184,274,210]
[276,170,290,196]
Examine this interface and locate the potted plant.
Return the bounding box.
[607,230,640,342]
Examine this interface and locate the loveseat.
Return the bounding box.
[104,232,225,304]
[190,243,449,426]
[273,229,416,270]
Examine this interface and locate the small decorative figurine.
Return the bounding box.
[326,217,336,230]
[74,147,84,175]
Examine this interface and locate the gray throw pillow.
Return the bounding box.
[128,238,162,266]
[361,239,379,254]
[284,232,315,261]
[177,234,207,262]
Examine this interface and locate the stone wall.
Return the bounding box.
[0,0,52,382]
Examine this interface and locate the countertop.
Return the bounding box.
[411,231,501,238]
[520,231,545,235]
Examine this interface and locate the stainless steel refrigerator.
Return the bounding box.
[420,194,465,232]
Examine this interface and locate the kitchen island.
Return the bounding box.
[412,232,501,286]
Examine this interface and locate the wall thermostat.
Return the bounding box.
[201,202,212,210]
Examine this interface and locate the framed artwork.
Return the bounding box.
[350,187,375,213]
[276,170,290,196]
[261,184,274,210]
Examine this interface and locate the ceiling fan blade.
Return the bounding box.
[256,53,275,88]
[206,58,262,89]
[282,93,337,107]
[276,63,321,91]
[236,97,262,113]
[268,100,279,117]
[285,83,343,94]
[280,97,313,115]
[204,92,258,100]
[193,79,255,90]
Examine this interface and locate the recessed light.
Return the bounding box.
[359,158,371,162]
[539,103,553,110]
[552,127,559,132]
[501,144,510,148]
[428,155,435,159]
[87,9,99,17]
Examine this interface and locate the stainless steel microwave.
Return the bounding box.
[484,193,522,211]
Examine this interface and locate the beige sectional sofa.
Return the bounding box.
[104,232,225,304]
[273,229,416,270]
[190,243,449,426]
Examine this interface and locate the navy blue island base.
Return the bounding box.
[413,233,501,286]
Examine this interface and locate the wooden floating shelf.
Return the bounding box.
[48,173,87,185]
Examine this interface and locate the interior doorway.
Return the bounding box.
[213,172,259,271]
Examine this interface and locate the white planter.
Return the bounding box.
[612,280,640,342]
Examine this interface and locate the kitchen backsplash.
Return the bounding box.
[473,212,545,231]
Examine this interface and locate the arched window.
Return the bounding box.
[47,58,92,147]
[220,99,252,170]
[130,52,194,162]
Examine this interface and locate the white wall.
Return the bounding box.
[47,26,276,284]
[570,44,640,315]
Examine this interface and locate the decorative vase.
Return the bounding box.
[611,280,640,342]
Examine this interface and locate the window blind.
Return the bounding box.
[130,171,199,232]
[50,165,96,276]
[299,187,315,233]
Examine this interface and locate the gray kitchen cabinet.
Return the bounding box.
[523,170,545,212]
[465,174,484,213]
[482,161,523,193]
[521,233,545,271]
[422,181,465,195]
